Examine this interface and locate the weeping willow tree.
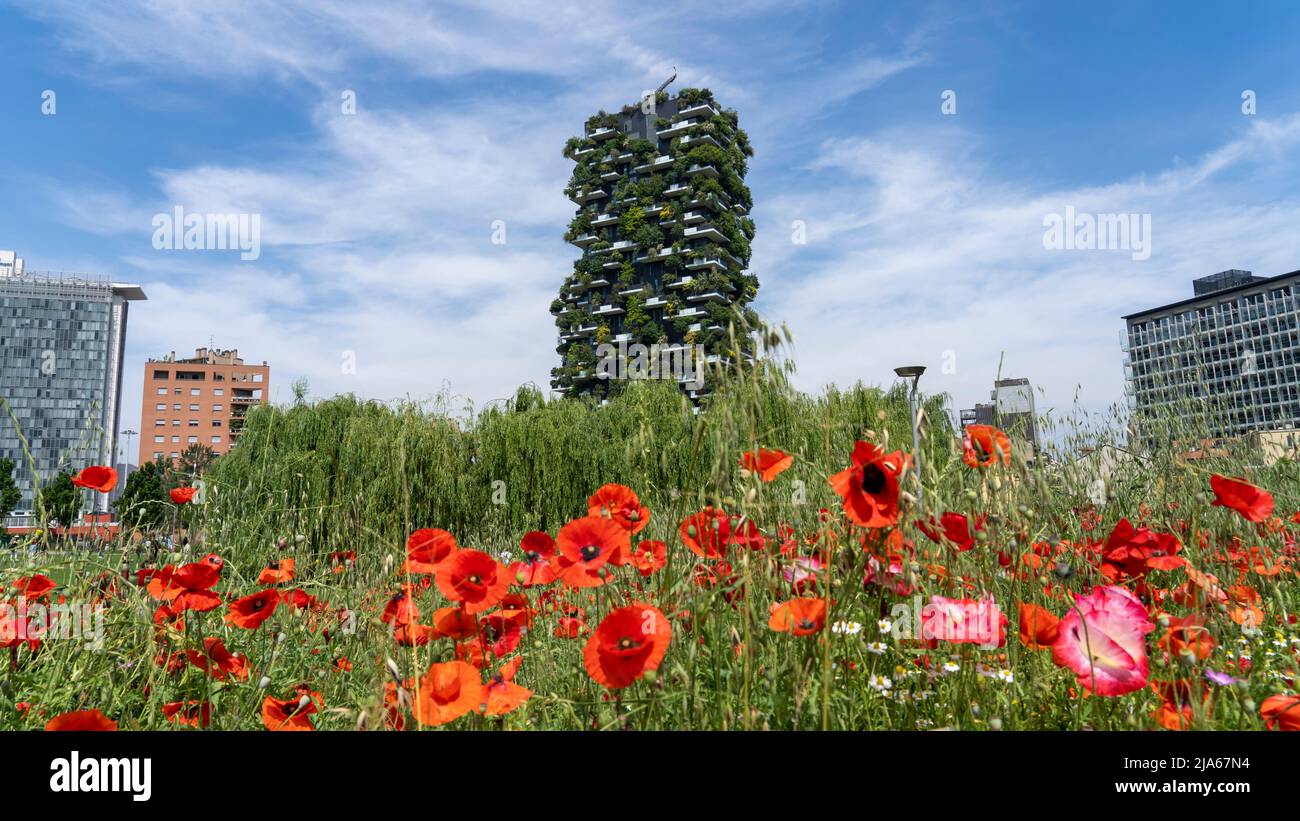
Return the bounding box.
[198,354,952,562]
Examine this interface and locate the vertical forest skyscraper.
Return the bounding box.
[552,87,759,400]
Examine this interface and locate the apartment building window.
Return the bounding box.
[190,388,201,396]
[211,420,223,427]
[170,452,179,459]
[211,436,222,444]
[156,387,167,395]
[155,403,166,411]
[153,451,164,460]
[174,388,182,395]
[154,435,165,443]
[171,436,180,443]
[187,436,198,444]
[154,419,165,427]
[213,388,224,396]
[188,420,199,427]
[212,404,224,412]
[153,370,169,379]
[172,403,181,411]
[189,403,200,411]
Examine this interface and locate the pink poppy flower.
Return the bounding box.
[1051,585,1155,696]
[922,594,1007,647]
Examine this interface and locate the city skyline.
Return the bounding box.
[3,1,1300,442]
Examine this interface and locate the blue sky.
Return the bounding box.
[3,0,1300,461]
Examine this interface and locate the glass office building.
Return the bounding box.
[1122,268,1300,441]
[0,266,146,514]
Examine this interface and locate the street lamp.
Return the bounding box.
[893,366,926,514]
[120,430,137,479]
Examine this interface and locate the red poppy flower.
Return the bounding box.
[1261,695,1300,731]
[1100,519,1185,580]
[828,442,909,528]
[255,558,295,586]
[680,507,732,559]
[479,613,523,657]
[555,515,630,588]
[1017,602,1059,650]
[72,465,118,493]
[1157,614,1215,661]
[740,448,794,482]
[45,709,117,731]
[1210,475,1274,523]
[632,540,667,576]
[430,607,479,640]
[169,486,197,504]
[482,657,532,716]
[962,424,1011,468]
[187,637,249,681]
[404,528,459,574]
[917,512,985,552]
[436,550,511,613]
[768,597,827,636]
[392,623,435,646]
[226,589,280,629]
[381,586,421,626]
[13,574,55,602]
[588,483,650,534]
[262,694,316,731]
[413,660,482,726]
[162,700,212,728]
[509,531,558,587]
[584,602,671,689]
[146,554,225,612]
[555,616,587,638]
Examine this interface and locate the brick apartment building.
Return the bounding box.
[139,347,269,465]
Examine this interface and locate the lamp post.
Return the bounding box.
[120,430,137,480]
[893,366,926,514]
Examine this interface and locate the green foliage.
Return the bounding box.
[113,458,169,531]
[0,457,19,518]
[39,471,82,528]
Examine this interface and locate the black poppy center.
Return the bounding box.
[798,619,816,630]
[860,464,887,495]
[580,544,601,561]
[617,636,637,650]
[468,574,482,585]
[526,550,542,563]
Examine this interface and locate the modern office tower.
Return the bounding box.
[0,256,146,514]
[1123,268,1300,440]
[0,250,23,277]
[551,86,760,400]
[960,377,1040,462]
[139,347,269,465]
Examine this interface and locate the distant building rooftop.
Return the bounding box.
[1124,268,1298,320]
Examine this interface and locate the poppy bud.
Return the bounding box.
[258,676,271,689]
[989,717,1002,730]
[1052,561,1073,580]
[686,525,698,538]
[297,695,311,710]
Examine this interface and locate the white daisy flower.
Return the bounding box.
[868,674,893,693]
[866,641,888,655]
[877,618,893,634]
[996,669,1015,683]
[942,661,961,673]
[832,620,863,635]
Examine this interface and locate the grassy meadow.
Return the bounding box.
[3,351,1299,731]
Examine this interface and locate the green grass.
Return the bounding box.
[2,358,1297,731]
